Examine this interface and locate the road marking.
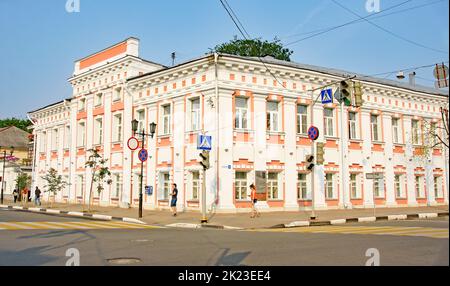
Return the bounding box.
[0,221,161,231]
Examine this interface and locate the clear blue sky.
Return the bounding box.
[0,0,448,118]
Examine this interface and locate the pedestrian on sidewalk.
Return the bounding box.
[249,184,260,218]
[13,188,18,203]
[170,183,178,217]
[21,188,28,206]
[34,186,41,206]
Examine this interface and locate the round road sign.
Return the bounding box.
[138,149,148,162]
[127,137,139,151]
[308,126,320,141]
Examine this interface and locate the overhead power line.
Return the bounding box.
[331,0,449,54]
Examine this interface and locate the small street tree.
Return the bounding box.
[42,168,67,208]
[15,172,31,201]
[85,149,112,212]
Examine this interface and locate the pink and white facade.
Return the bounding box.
[28,38,449,212]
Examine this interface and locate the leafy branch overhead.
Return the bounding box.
[213,38,294,62]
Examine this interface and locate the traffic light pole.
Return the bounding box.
[139,130,145,219]
[201,167,207,223]
[340,100,347,208]
[310,90,316,220]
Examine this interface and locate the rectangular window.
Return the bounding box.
[430,122,437,146]
[78,98,86,111]
[297,105,308,134]
[434,176,442,198]
[267,102,279,132]
[394,174,405,198]
[162,173,170,200]
[63,175,69,196]
[95,117,103,145]
[40,131,47,152]
[77,122,85,147]
[136,110,145,133]
[234,171,248,200]
[162,105,171,135]
[52,128,59,151]
[412,120,421,145]
[113,87,122,101]
[348,112,358,140]
[113,113,122,142]
[192,171,200,200]
[114,174,122,198]
[371,115,380,141]
[415,175,424,198]
[297,173,309,199]
[191,98,201,131]
[350,174,361,199]
[324,108,334,137]
[235,97,248,129]
[95,93,103,106]
[64,126,70,149]
[268,172,279,199]
[392,118,400,144]
[373,175,384,198]
[325,173,334,199]
[77,175,84,197]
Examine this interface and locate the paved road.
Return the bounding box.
[0,209,448,266]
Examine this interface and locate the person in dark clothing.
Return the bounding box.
[34,187,42,206]
[170,183,178,216]
[13,189,18,203]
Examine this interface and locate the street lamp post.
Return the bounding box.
[1,146,14,204]
[131,120,157,218]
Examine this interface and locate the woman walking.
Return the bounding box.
[249,184,260,218]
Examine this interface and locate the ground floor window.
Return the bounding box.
[113,173,122,198]
[373,174,384,198]
[161,173,170,200]
[434,176,443,198]
[76,175,84,198]
[394,174,406,198]
[268,172,279,200]
[297,173,308,199]
[235,171,248,200]
[63,175,69,196]
[350,173,361,199]
[325,173,335,199]
[192,171,200,200]
[415,175,425,198]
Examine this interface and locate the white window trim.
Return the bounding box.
[297,105,308,135]
[235,97,249,130]
[324,108,334,137]
[348,112,358,140]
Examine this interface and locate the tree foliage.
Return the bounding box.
[42,168,67,207]
[15,173,31,191]
[213,38,294,61]
[0,118,32,132]
[85,149,112,211]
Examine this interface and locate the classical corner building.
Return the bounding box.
[28,37,449,212]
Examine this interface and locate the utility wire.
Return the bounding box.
[280,0,445,40]
[284,0,413,46]
[331,0,448,54]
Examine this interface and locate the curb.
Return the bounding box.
[0,204,147,225]
[272,211,449,229]
[165,222,243,230]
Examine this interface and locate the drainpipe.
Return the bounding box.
[214,53,220,208]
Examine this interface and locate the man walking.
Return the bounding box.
[170,183,178,217]
[13,188,18,203]
[34,186,41,206]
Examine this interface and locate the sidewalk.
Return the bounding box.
[2,198,448,229]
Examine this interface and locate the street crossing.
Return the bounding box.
[0,220,162,231]
[249,225,449,239]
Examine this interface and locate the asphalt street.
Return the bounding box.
[0,209,448,266]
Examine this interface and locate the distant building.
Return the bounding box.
[28,38,449,212]
[0,126,32,197]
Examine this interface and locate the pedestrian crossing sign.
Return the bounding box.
[321,88,333,104]
[197,135,212,150]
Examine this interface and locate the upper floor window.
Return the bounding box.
[136,109,145,134]
[430,122,437,146]
[78,98,86,111]
[190,98,201,131]
[113,87,122,102]
[64,126,70,149]
[297,105,308,134]
[324,108,334,137]
[51,128,59,151]
[162,105,171,135]
[411,119,421,145]
[113,113,122,142]
[267,101,279,132]
[348,112,358,140]
[95,93,103,107]
[40,131,47,152]
[235,97,248,130]
[77,122,85,147]
[94,117,103,145]
[392,118,401,144]
[371,114,380,142]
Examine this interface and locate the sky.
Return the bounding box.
[0,0,448,118]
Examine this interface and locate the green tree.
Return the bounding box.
[42,168,67,208]
[0,118,32,132]
[85,149,112,212]
[212,38,294,61]
[15,173,31,192]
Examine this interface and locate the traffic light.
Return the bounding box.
[339,80,352,106]
[353,81,364,107]
[306,154,314,171]
[316,142,324,165]
[199,150,210,170]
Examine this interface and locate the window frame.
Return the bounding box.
[235,97,249,130]
[324,108,334,137]
[348,112,358,140]
[266,101,279,132]
[267,172,279,200]
[371,114,380,142]
[296,105,308,135]
[234,171,248,200]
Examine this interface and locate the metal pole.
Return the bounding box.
[310,90,316,220]
[1,151,6,204]
[340,101,346,208]
[139,130,144,218]
[201,167,207,223]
